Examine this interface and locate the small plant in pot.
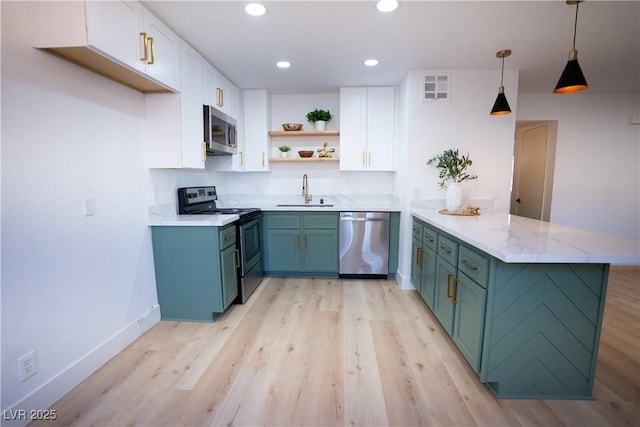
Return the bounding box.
[427,148,478,213]
[305,108,333,131]
[278,145,292,158]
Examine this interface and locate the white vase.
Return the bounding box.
[280,151,288,158]
[445,183,463,213]
[315,120,326,131]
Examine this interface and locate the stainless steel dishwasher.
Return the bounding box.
[339,212,390,278]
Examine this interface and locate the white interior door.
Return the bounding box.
[511,122,557,221]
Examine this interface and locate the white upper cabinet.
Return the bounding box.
[145,41,204,169]
[339,87,396,171]
[239,89,271,172]
[202,61,240,119]
[32,0,181,92]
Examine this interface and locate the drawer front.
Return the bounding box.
[219,225,236,249]
[437,235,458,266]
[266,213,301,229]
[422,224,438,252]
[303,213,338,229]
[458,245,490,288]
[412,218,423,240]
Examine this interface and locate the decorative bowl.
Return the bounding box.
[282,123,303,131]
[298,150,314,158]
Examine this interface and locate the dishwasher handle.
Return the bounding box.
[340,217,388,222]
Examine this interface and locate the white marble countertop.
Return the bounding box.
[148,194,402,226]
[412,209,640,265]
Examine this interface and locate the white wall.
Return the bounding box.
[1,2,163,418]
[517,93,640,240]
[395,69,519,286]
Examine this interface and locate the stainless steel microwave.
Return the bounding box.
[204,105,237,155]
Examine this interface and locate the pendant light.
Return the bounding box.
[554,0,588,94]
[490,49,512,116]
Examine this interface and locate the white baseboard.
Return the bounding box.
[2,305,160,427]
[395,270,415,290]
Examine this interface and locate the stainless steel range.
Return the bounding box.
[177,186,263,304]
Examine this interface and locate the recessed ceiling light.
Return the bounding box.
[244,3,266,16]
[364,59,379,67]
[376,0,398,12]
[276,61,291,69]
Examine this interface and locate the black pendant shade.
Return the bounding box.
[554,53,588,94]
[554,1,588,94]
[491,88,511,115]
[490,49,512,116]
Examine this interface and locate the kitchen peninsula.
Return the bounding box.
[410,207,639,400]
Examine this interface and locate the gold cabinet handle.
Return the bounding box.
[235,249,240,267]
[220,88,224,107]
[296,234,300,249]
[147,37,155,64]
[368,151,371,166]
[439,245,452,255]
[139,32,148,61]
[201,142,207,162]
[452,278,459,304]
[239,151,244,167]
[446,274,453,298]
[461,259,478,271]
[416,247,423,268]
[362,151,366,167]
[424,235,434,243]
[262,152,265,167]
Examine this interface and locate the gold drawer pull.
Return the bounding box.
[461,259,478,271]
[446,274,453,298]
[424,235,434,242]
[416,247,423,268]
[439,245,452,255]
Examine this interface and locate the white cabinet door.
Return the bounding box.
[366,87,395,171]
[85,0,145,73]
[141,8,181,92]
[202,61,239,118]
[241,89,271,172]
[339,87,395,171]
[145,41,204,169]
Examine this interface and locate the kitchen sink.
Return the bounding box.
[276,204,334,207]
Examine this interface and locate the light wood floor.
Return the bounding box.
[33,267,639,426]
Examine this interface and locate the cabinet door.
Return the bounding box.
[220,244,239,310]
[85,0,145,73]
[366,87,395,171]
[303,229,338,273]
[420,248,437,310]
[141,9,181,91]
[433,257,456,334]
[264,229,301,272]
[452,272,487,373]
[241,89,270,171]
[410,237,423,289]
[339,87,368,171]
[179,41,204,168]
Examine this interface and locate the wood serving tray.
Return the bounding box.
[439,207,480,216]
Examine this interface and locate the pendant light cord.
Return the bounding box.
[572,2,579,50]
[500,56,505,86]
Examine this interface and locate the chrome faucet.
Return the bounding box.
[302,173,312,204]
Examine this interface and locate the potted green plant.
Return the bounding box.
[278,145,292,158]
[305,108,333,131]
[427,148,478,213]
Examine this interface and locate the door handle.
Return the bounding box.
[147,37,155,64]
[416,247,423,268]
[452,278,459,304]
[446,274,453,298]
[139,32,148,62]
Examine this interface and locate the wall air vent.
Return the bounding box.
[423,74,449,101]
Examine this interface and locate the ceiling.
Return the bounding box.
[142,1,640,95]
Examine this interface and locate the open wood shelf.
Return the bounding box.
[268,130,340,137]
[270,157,339,163]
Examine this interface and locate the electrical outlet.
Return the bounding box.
[83,196,96,216]
[17,351,37,382]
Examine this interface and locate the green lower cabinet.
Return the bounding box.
[433,256,457,335]
[452,271,487,373]
[151,224,238,322]
[420,247,437,310]
[263,212,338,276]
[411,215,610,399]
